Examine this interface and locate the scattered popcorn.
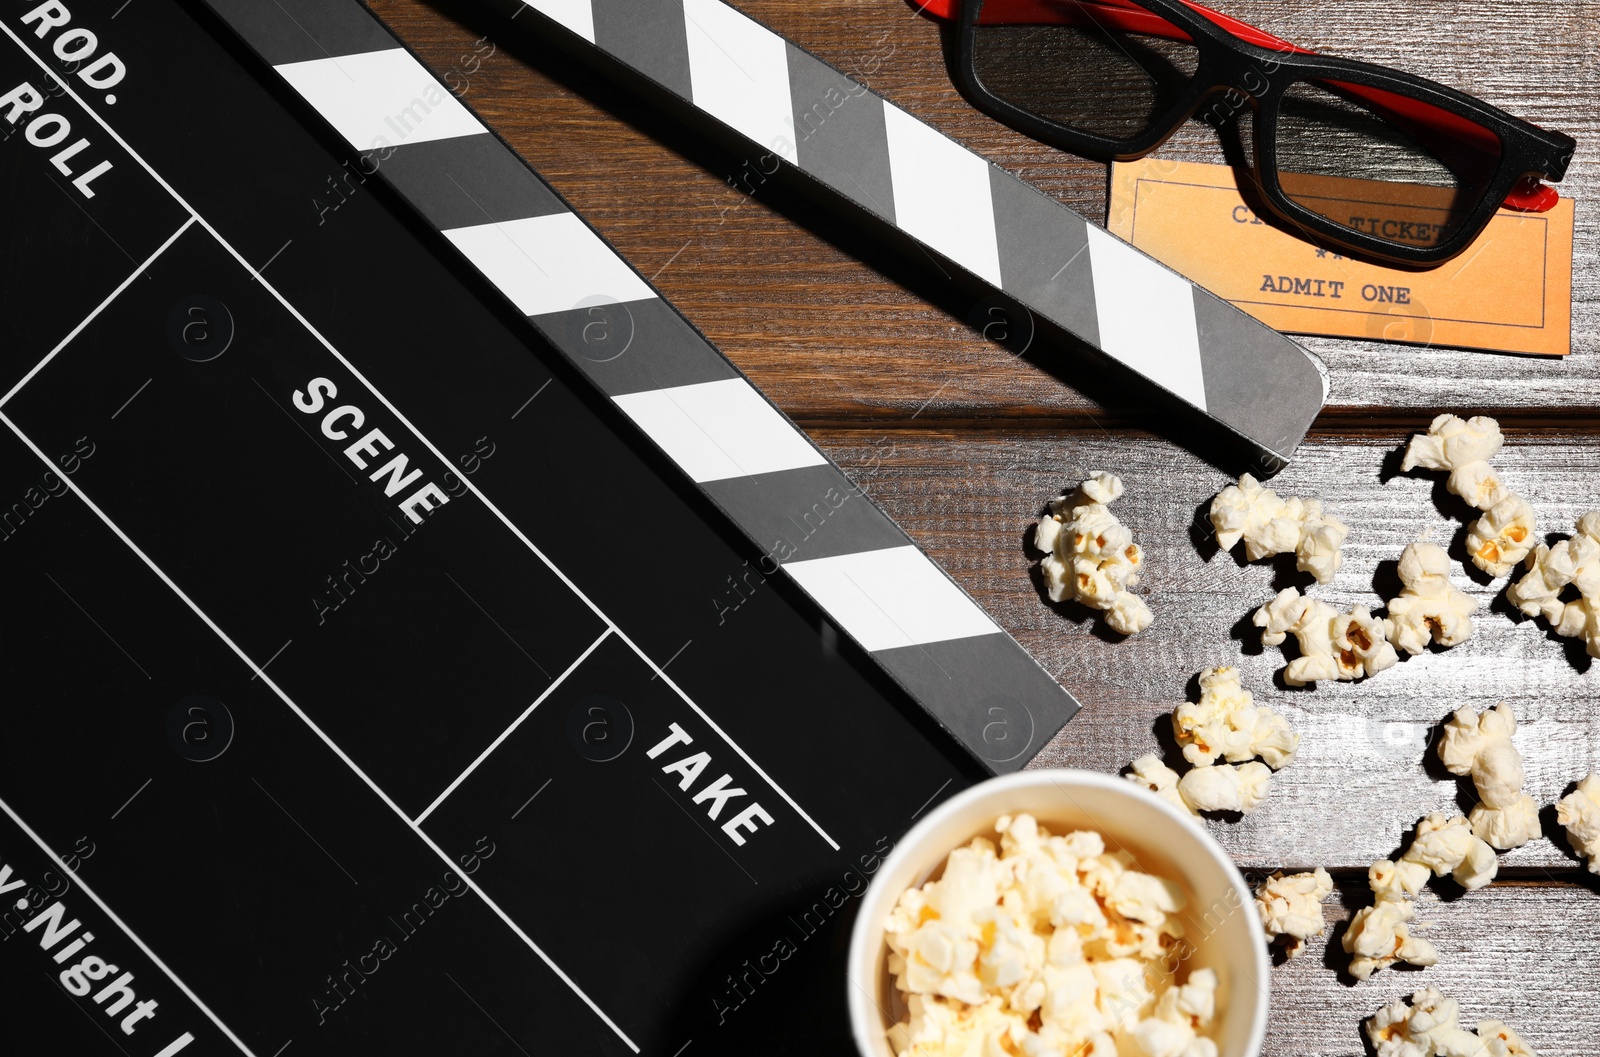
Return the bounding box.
[1124,754,1274,818]
[1208,473,1350,584]
[1469,799,1542,853]
[1035,473,1153,635]
[1555,772,1600,874]
[1403,813,1499,892]
[1178,761,1273,814]
[1476,1019,1538,1057]
[1254,867,1333,959]
[1438,704,1540,851]
[1253,588,1398,685]
[1449,838,1501,892]
[1367,858,1427,903]
[1340,715,1534,982]
[1126,754,1198,818]
[1340,810,1508,979]
[1334,606,1400,679]
[1401,414,1537,579]
[1509,512,1600,658]
[1365,988,1537,1057]
[1385,543,1479,655]
[1554,597,1600,660]
[1342,894,1438,980]
[883,814,1221,1057]
[1172,667,1299,770]
[1466,494,1537,578]
[1126,670,1294,821]
[1337,808,1514,981]
[1402,414,1507,510]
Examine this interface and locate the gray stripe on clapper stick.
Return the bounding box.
[208,0,396,65]
[591,0,694,99]
[381,137,570,230]
[874,633,1080,774]
[1191,287,1327,460]
[703,464,910,564]
[530,298,739,396]
[785,44,896,226]
[989,168,1100,349]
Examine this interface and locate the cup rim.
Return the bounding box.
[846,767,1270,1057]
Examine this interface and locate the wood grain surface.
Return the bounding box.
[364,0,1598,1051]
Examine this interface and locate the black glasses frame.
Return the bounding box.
[950,0,1575,265]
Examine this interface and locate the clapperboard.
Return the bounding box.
[0,1,1086,1054]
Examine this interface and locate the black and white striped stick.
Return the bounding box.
[489,0,1331,465]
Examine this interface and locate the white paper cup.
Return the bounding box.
[847,769,1270,1057]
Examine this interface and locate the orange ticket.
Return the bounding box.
[1107,159,1573,356]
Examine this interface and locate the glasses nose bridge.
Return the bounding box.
[1206,48,1276,103]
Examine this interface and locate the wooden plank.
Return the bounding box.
[373,0,1596,427]
[814,427,1600,870]
[1263,878,1600,1057]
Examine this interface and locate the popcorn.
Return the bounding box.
[1367,858,1425,903]
[884,814,1218,1057]
[1365,988,1479,1057]
[1126,754,1198,818]
[1172,666,1299,770]
[1507,540,1587,626]
[1476,1020,1537,1057]
[1469,799,1542,852]
[886,995,1024,1057]
[1132,968,1220,1057]
[1385,543,1479,655]
[1437,701,1516,774]
[1401,414,1536,579]
[1449,837,1501,892]
[1510,513,1600,657]
[1128,670,1293,821]
[1337,810,1513,980]
[1555,772,1600,873]
[1403,813,1499,892]
[1438,703,1540,851]
[1338,708,1536,984]
[1253,588,1399,685]
[1334,606,1400,679]
[1178,762,1272,814]
[1126,756,1273,817]
[1365,989,1537,1057]
[1208,474,1350,584]
[1035,473,1152,635]
[1341,809,1506,980]
[1554,596,1600,659]
[1253,867,1334,959]
[1342,896,1438,980]
[1401,414,1506,508]
[1466,494,1537,578]
[1108,871,1185,927]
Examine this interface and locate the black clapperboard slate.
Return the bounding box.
[0,1,1085,1054]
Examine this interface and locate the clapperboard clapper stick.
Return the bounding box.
[476,0,1330,468]
[198,0,1079,770]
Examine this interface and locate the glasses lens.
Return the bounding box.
[1273,79,1503,249]
[970,0,1199,142]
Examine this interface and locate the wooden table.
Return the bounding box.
[371,0,1599,1051]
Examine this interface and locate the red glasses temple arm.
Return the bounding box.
[910,0,1557,211]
